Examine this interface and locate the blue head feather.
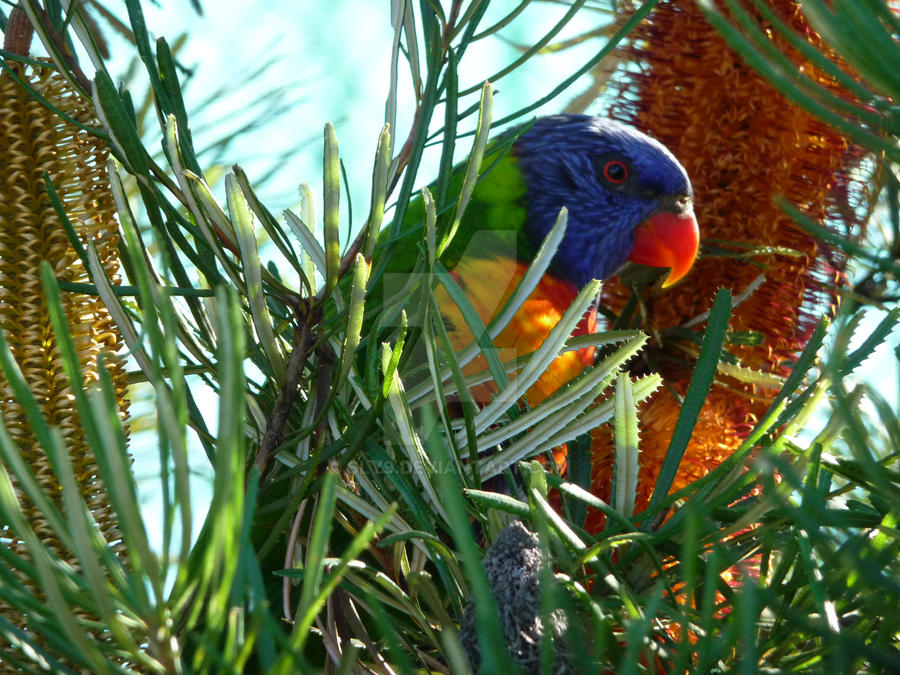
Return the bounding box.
[513,114,693,288]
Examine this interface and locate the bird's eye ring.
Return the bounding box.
[603,160,629,184]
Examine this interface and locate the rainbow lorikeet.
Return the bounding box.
[374,114,698,410]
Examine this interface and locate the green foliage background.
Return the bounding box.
[0,0,898,672]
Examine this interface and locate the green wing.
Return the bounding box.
[352,131,533,374]
[376,140,530,278]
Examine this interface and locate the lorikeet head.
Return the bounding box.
[514,114,699,288]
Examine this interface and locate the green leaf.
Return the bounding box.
[438,81,493,257]
[464,488,530,516]
[433,260,511,394]
[336,254,369,387]
[124,0,171,113]
[381,311,407,400]
[472,333,647,452]
[465,277,602,439]
[227,173,287,385]
[405,207,570,405]
[648,288,732,511]
[428,451,517,673]
[613,372,640,518]
[278,478,394,662]
[363,125,392,261]
[284,193,326,283]
[92,70,150,173]
[479,371,661,481]
[383,346,449,524]
[323,122,342,297]
[838,308,900,377]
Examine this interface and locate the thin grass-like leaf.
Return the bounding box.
[406,208,570,405]
[434,261,511,393]
[47,425,139,656]
[181,170,238,250]
[529,486,587,553]
[336,482,424,554]
[486,206,568,340]
[439,81,493,257]
[234,166,303,275]
[165,116,242,288]
[363,125,392,261]
[284,198,326,280]
[804,0,900,98]
[458,1,586,97]
[112,183,195,574]
[284,506,395,657]
[464,488,530,517]
[423,187,437,268]
[460,278,602,441]
[294,469,337,646]
[384,349,449,523]
[322,122,341,297]
[123,0,170,112]
[743,0,876,101]
[421,301,472,482]
[489,0,659,129]
[0,462,108,672]
[699,0,900,161]
[838,308,900,377]
[429,453,517,673]
[471,333,647,450]
[227,173,287,384]
[18,1,90,95]
[720,0,882,127]
[648,288,732,511]
[479,373,661,480]
[0,416,71,555]
[88,362,159,604]
[92,69,149,173]
[336,254,369,387]
[191,286,248,653]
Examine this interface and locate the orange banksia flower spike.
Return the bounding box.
[586,0,868,530]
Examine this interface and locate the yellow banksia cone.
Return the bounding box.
[0,50,129,588]
[585,0,867,530]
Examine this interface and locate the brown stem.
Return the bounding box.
[30,5,92,93]
[444,0,463,49]
[253,321,316,476]
[387,103,422,195]
[336,221,369,280]
[313,343,336,433]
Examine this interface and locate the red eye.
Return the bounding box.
[603,160,629,184]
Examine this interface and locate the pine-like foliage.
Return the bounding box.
[0,1,897,673]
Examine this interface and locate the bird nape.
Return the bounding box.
[371,112,699,427]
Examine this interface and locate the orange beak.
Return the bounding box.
[628,209,699,288]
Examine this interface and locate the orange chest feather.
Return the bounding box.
[435,255,597,406]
